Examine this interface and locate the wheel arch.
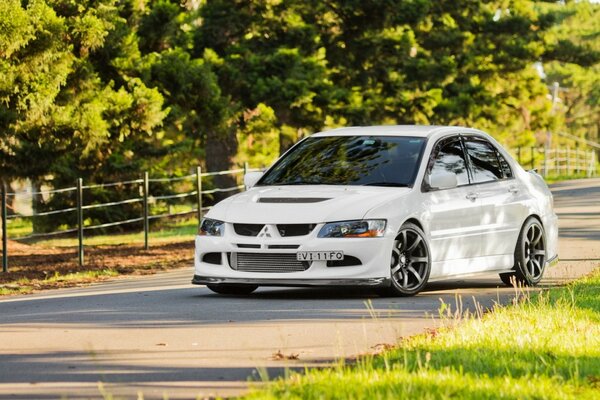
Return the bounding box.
[524,213,543,228]
[401,217,424,232]
[514,214,544,255]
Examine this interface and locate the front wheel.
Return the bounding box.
[378,223,431,297]
[500,217,547,287]
[206,284,258,295]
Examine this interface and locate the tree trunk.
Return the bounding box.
[205,127,238,203]
[31,179,44,233]
[277,108,294,156]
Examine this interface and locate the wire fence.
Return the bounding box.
[0,146,597,273]
[1,164,262,272]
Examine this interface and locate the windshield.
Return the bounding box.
[259,135,426,187]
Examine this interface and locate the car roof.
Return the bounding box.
[312,125,482,138]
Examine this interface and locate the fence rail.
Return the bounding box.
[0,163,255,271]
[510,147,597,177]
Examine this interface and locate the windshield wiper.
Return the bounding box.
[362,182,409,187]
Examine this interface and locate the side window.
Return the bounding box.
[497,152,513,179]
[429,138,470,186]
[464,139,503,183]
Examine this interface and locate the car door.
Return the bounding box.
[423,136,483,278]
[462,137,526,269]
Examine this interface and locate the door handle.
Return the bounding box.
[508,185,519,194]
[466,192,478,201]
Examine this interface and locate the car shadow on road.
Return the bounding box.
[0,277,518,328]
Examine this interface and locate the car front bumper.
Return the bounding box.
[193,231,393,286]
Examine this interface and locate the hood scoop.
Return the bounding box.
[258,197,331,204]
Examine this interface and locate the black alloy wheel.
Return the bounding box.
[379,222,431,297]
[500,217,547,287]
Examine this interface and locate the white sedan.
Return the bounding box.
[193,125,558,296]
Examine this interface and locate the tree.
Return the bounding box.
[1,0,169,232]
[297,0,559,147]
[539,0,600,147]
[195,0,331,155]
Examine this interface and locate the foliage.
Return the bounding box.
[539,1,600,146]
[1,0,598,232]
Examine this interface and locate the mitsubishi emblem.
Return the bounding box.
[258,225,272,238]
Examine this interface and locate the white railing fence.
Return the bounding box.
[509,147,597,177]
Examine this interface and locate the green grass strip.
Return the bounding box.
[246,269,600,399]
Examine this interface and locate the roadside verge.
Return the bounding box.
[245,268,600,399]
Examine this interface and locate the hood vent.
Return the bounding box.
[258,197,331,204]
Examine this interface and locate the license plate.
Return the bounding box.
[296,251,344,261]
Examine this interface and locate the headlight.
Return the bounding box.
[198,218,225,236]
[318,220,386,238]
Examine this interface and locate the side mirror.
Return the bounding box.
[244,171,264,189]
[428,171,458,190]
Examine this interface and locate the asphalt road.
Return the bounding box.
[1,178,599,399]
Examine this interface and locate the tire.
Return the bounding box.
[499,217,547,287]
[377,222,431,297]
[206,284,258,295]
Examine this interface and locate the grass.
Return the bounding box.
[5,217,33,238]
[1,218,195,296]
[245,269,600,400]
[544,173,595,184]
[0,269,119,296]
[21,219,198,248]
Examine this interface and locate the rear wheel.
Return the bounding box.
[378,223,431,297]
[206,284,258,295]
[500,217,546,287]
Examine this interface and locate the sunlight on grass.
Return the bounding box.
[544,173,595,184]
[246,269,600,400]
[43,269,119,283]
[5,217,33,238]
[0,269,119,296]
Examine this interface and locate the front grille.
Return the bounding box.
[233,223,316,237]
[277,224,316,237]
[234,223,264,236]
[229,252,310,273]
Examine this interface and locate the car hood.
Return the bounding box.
[206,185,411,224]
